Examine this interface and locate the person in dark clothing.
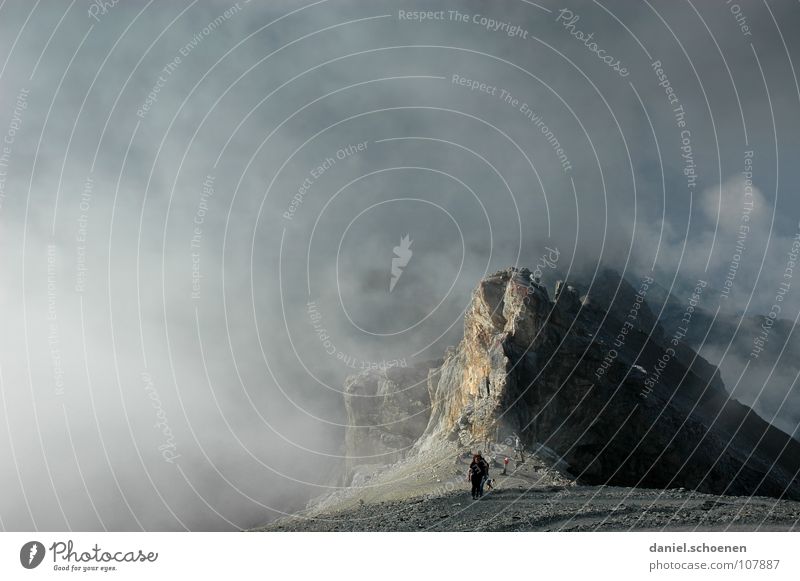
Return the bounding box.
[467,455,483,499]
[476,453,490,496]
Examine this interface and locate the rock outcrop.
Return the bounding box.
[344,267,800,500]
[343,361,438,479]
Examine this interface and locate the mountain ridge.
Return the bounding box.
[343,266,800,500]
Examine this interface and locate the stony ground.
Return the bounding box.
[255,442,800,532]
[259,485,800,532]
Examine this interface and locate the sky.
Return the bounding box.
[1,0,800,530]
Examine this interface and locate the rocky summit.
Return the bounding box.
[344,267,800,500]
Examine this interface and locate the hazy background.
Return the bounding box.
[1,0,800,530]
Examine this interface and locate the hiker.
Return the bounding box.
[514,434,525,463]
[476,452,490,497]
[467,455,483,499]
[503,456,509,475]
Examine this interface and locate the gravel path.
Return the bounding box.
[258,486,800,532]
[256,444,800,532]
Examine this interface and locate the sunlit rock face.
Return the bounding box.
[345,267,800,500]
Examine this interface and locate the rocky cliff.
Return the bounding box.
[343,267,800,500]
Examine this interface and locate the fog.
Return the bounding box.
[1,0,799,530]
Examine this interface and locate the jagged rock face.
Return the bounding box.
[421,268,552,445]
[411,267,800,500]
[343,362,437,477]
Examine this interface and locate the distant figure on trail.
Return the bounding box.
[467,452,491,499]
[467,455,483,500]
[514,434,525,463]
[503,456,509,475]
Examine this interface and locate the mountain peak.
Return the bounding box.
[343,267,800,500]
